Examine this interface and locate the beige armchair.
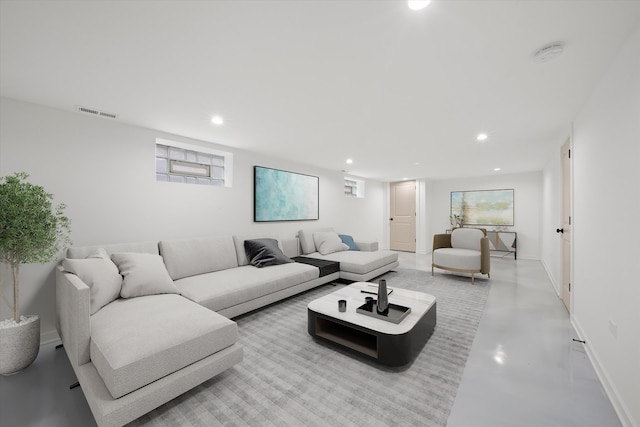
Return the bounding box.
[432,228,490,284]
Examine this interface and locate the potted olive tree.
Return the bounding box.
[0,172,71,374]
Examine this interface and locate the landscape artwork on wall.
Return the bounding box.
[451,189,514,226]
[254,166,319,222]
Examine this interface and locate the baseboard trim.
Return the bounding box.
[41,329,60,346]
[571,318,636,427]
[540,258,561,297]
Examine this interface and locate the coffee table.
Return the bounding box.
[307,282,436,366]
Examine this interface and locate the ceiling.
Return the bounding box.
[2,1,639,182]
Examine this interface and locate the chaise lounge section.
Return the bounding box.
[56,241,244,427]
[297,228,399,281]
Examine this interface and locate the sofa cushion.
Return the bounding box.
[451,228,484,250]
[244,238,293,268]
[159,236,239,280]
[433,248,481,270]
[313,231,349,255]
[175,263,319,312]
[306,250,398,275]
[339,234,359,251]
[62,248,122,314]
[298,227,334,255]
[111,252,179,298]
[90,294,238,399]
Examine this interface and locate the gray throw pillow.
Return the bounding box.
[313,231,349,255]
[111,252,179,298]
[62,248,122,314]
[244,238,293,268]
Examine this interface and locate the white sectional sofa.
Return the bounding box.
[298,228,399,281]
[56,232,395,426]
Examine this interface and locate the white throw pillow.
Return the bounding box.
[111,253,179,299]
[62,248,122,314]
[313,232,349,255]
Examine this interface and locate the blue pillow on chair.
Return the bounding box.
[339,234,359,251]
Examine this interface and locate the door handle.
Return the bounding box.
[389,218,394,221]
[556,228,564,234]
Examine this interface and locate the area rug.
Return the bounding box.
[128,268,491,427]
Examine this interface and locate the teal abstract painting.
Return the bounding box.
[254,166,319,222]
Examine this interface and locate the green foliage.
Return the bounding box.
[0,172,71,321]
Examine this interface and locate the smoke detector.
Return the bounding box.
[533,42,564,63]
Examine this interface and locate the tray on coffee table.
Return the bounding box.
[356,301,411,324]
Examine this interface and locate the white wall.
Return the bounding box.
[570,26,640,427]
[0,97,386,342]
[427,172,542,259]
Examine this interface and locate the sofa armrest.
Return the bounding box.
[355,241,378,252]
[56,265,91,368]
[480,236,491,275]
[433,233,452,251]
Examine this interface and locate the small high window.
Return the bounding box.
[155,138,233,187]
[344,177,365,198]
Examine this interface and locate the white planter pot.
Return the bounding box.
[0,315,40,375]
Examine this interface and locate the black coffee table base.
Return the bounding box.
[308,302,436,367]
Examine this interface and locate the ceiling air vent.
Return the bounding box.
[76,105,117,119]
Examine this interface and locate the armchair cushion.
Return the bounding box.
[433,248,481,271]
[451,228,484,250]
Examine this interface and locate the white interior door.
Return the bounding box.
[560,138,572,312]
[390,181,416,252]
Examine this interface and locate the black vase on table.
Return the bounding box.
[377,279,389,315]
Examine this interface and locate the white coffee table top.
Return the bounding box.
[308,282,436,335]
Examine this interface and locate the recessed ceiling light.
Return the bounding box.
[346,159,353,164]
[477,133,488,141]
[211,115,224,126]
[408,1,431,11]
[494,167,501,172]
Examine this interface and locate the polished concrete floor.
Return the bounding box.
[0,255,621,427]
[399,253,620,427]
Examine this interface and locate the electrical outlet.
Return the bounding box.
[609,320,618,338]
